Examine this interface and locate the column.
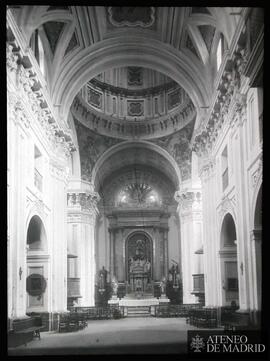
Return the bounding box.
[175,189,203,304]
[109,228,116,277]
[163,227,169,278]
[67,190,100,306]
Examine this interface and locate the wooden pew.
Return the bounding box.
[8,316,44,347]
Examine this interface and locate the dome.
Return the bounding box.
[71,66,196,139]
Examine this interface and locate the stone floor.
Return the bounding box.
[8,317,219,355]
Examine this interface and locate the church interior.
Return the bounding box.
[7,6,263,354]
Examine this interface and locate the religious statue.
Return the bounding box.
[99,266,108,293]
[111,276,118,296]
[135,278,142,292]
[160,277,166,295]
[129,257,134,273]
[144,259,151,273]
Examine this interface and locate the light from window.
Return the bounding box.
[37,35,45,76]
[217,37,222,70]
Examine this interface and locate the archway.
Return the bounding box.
[125,231,153,294]
[219,213,239,307]
[53,37,211,125]
[26,215,48,312]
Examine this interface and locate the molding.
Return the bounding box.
[217,194,237,226]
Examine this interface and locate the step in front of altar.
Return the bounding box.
[126,306,151,317]
[119,298,159,307]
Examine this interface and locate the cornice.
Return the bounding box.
[89,78,178,98]
[192,10,259,157]
[72,93,196,140]
[6,14,76,157]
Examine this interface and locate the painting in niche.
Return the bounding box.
[108,7,155,28]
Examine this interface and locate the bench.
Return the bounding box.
[222,312,251,331]
[188,308,218,328]
[8,316,44,347]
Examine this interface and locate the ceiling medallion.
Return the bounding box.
[108,7,155,28]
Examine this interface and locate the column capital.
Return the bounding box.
[174,189,202,215]
[67,190,100,215]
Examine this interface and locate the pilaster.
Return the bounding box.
[174,189,203,304]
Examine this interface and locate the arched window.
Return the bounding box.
[37,34,45,76]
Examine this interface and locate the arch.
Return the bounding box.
[52,37,211,124]
[92,141,181,191]
[220,213,237,249]
[26,215,47,251]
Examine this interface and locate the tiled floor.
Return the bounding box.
[8,317,208,355]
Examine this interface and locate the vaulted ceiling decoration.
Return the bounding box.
[64,31,79,57]
[107,7,155,28]
[100,165,176,207]
[9,5,242,177]
[47,6,70,12]
[150,118,195,181]
[198,25,216,53]
[191,7,210,15]
[43,21,65,55]
[116,182,161,208]
[74,118,123,182]
[185,35,200,60]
